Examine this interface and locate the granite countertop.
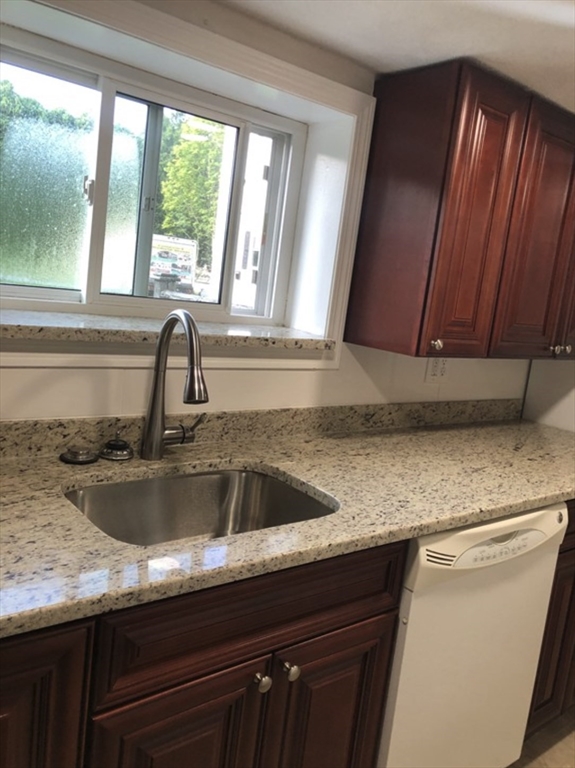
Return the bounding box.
[1,419,574,639]
[0,310,335,352]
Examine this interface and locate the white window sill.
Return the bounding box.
[0,310,336,369]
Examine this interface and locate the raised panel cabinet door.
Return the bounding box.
[527,546,575,734]
[0,622,93,768]
[420,62,529,357]
[556,182,575,358]
[490,98,575,357]
[259,613,397,768]
[344,59,461,355]
[89,655,272,768]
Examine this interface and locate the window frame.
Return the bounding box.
[0,44,307,326]
[0,5,375,367]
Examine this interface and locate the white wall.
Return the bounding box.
[523,360,575,432]
[0,0,532,423]
[134,0,374,94]
[0,347,529,420]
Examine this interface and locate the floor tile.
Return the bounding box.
[509,709,575,768]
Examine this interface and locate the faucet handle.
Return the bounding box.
[163,414,207,447]
[182,413,207,442]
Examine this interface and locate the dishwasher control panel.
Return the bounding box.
[454,528,546,567]
[407,502,567,589]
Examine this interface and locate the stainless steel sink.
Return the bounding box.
[65,470,337,546]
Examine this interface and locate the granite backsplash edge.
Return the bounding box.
[0,399,522,459]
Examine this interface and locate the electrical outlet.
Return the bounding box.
[425,358,448,384]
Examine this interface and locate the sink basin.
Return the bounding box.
[65,469,337,546]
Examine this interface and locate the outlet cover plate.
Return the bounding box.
[425,357,448,383]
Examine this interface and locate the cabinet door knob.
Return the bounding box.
[254,673,273,693]
[282,662,301,682]
[550,345,562,355]
[430,339,444,351]
[564,344,573,355]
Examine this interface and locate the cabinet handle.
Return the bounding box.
[430,339,444,351]
[549,344,573,355]
[254,673,273,693]
[282,662,301,682]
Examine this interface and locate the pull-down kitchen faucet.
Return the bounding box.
[141,309,209,460]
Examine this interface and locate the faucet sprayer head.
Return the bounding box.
[184,366,209,404]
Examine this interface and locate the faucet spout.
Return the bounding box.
[141,309,209,460]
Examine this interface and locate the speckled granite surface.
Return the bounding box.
[1,416,573,639]
[0,310,334,351]
[0,399,522,459]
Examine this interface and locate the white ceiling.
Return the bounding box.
[216,0,575,110]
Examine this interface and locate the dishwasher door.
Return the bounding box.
[378,502,567,768]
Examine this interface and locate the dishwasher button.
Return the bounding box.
[454,529,547,568]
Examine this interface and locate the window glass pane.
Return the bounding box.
[100,95,147,295]
[0,63,100,289]
[102,97,237,305]
[232,132,273,312]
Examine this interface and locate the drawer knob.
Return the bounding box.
[564,345,573,355]
[430,339,444,351]
[254,673,273,693]
[283,662,301,682]
[550,345,562,355]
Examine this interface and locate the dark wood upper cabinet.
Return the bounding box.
[345,58,575,359]
[490,98,575,357]
[420,64,530,357]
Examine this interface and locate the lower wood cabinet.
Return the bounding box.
[90,655,272,768]
[4,511,574,768]
[527,500,575,734]
[0,621,93,768]
[90,614,396,768]
[87,544,405,768]
[258,614,396,768]
[0,542,407,768]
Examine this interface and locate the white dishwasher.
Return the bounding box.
[377,502,567,768]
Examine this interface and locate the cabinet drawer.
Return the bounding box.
[93,542,406,710]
